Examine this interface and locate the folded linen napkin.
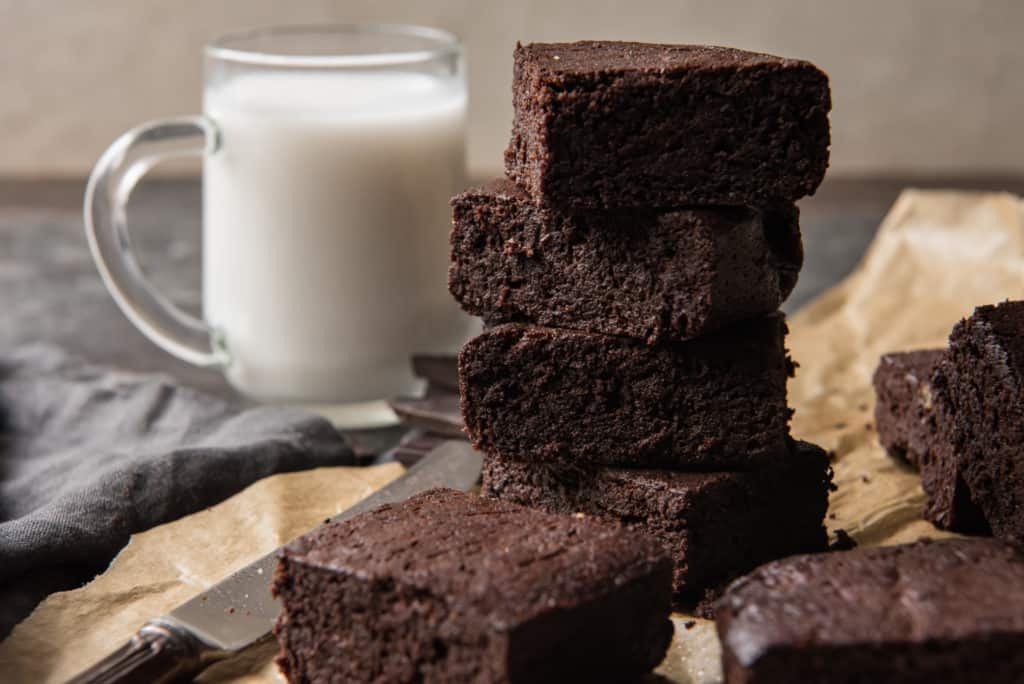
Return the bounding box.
[0,345,353,638]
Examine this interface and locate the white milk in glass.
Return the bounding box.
[203,71,471,402]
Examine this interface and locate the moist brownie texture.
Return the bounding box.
[272,488,673,684]
[872,349,990,533]
[715,538,1024,683]
[505,41,831,209]
[459,317,793,470]
[450,179,802,342]
[481,439,831,605]
[921,360,991,534]
[872,349,946,470]
[936,301,1024,545]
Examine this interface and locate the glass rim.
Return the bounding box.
[205,23,461,68]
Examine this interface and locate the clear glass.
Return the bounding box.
[85,25,472,421]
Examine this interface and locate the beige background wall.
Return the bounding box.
[2,0,1023,178]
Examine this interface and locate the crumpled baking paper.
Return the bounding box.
[3,189,1024,683]
[0,464,405,682]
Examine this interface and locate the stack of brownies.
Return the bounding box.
[449,41,834,605]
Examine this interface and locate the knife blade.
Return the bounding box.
[68,440,482,684]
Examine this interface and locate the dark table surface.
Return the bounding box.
[3,175,1024,400]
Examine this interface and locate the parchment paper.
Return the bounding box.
[4,189,1024,683]
[0,464,406,682]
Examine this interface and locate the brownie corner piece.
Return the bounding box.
[715,538,1024,683]
[871,348,946,469]
[870,347,989,534]
[939,300,1024,545]
[272,488,673,683]
[504,41,831,209]
[919,357,990,534]
[449,178,803,341]
[459,317,792,470]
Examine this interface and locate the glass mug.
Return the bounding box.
[85,24,473,417]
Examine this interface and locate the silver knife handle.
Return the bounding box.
[66,619,211,684]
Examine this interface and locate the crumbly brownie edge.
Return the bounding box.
[504,42,831,208]
[459,318,793,470]
[272,489,675,682]
[872,349,946,470]
[481,440,830,604]
[943,303,1024,544]
[449,180,802,341]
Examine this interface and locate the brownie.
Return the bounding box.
[450,180,802,342]
[715,538,1024,683]
[932,301,1024,545]
[505,41,831,209]
[459,317,793,470]
[918,360,990,534]
[481,439,831,605]
[872,349,946,470]
[272,488,673,683]
[871,348,989,533]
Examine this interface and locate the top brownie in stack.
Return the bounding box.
[506,41,831,209]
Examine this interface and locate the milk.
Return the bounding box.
[203,71,472,403]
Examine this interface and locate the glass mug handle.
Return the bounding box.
[84,116,228,368]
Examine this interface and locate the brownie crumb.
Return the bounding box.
[827,467,839,492]
[829,529,858,551]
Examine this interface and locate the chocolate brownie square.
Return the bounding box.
[505,41,831,209]
[872,349,946,470]
[459,317,793,470]
[272,488,672,683]
[871,348,989,533]
[917,357,990,534]
[933,301,1024,545]
[482,439,830,606]
[715,538,1024,683]
[450,179,802,342]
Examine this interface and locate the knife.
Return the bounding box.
[68,440,482,684]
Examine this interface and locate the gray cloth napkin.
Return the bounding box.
[0,345,353,638]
